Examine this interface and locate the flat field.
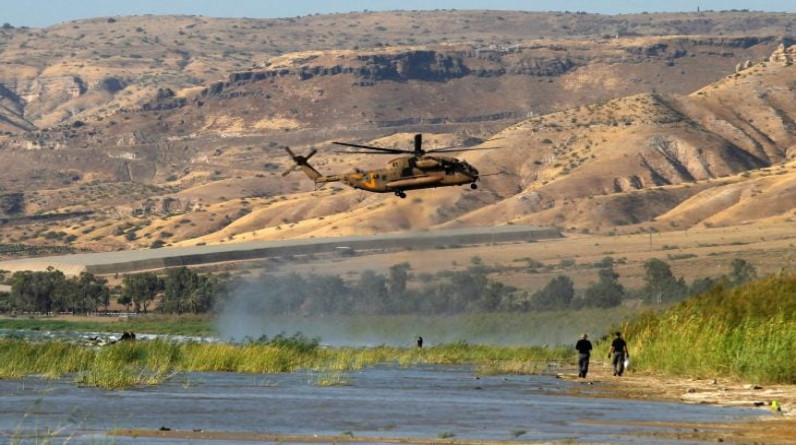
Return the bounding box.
[276,221,796,292]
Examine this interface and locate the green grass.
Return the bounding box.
[616,274,796,384]
[0,337,571,389]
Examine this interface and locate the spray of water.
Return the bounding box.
[215,267,611,347]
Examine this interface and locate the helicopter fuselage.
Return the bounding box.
[321,155,479,196]
[283,134,490,198]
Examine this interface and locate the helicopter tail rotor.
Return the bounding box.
[282,146,319,178]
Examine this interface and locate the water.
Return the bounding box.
[0,328,216,344]
[0,365,766,444]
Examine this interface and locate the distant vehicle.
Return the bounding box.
[282,134,497,198]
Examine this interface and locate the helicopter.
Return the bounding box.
[282,134,495,198]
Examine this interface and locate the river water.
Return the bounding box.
[0,364,766,444]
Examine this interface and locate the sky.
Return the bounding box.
[3,0,795,28]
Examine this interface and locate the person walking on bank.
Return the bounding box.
[608,332,629,376]
[575,333,593,378]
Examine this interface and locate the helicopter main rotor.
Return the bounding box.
[332,134,497,158]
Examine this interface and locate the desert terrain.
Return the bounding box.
[0,11,794,444]
[0,10,793,265]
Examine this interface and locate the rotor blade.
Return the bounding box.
[426,146,502,153]
[420,136,504,153]
[282,147,317,176]
[332,150,401,155]
[332,141,410,154]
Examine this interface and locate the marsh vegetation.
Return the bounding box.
[0,334,570,389]
[1,273,792,389]
[621,273,795,384]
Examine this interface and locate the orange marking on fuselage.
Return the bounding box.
[360,173,377,189]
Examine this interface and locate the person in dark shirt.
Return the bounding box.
[608,331,629,376]
[416,336,423,348]
[575,333,593,378]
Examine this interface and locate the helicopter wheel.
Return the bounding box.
[395,191,407,198]
[470,183,478,190]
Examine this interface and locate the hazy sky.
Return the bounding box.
[4,0,795,28]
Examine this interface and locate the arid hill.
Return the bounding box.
[0,11,794,255]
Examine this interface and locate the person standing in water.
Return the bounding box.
[575,333,593,378]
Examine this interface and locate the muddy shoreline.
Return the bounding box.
[562,360,795,443]
[104,362,795,444]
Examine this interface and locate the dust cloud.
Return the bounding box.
[215,271,607,347]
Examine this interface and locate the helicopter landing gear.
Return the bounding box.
[394,191,407,198]
[470,182,478,190]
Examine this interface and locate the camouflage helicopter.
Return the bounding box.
[282,134,495,198]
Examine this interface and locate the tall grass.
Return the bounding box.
[620,274,795,383]
[0,337,571,389]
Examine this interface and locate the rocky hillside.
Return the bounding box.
[0,11,790,131]
[0,11,794,254]
[179,51,795,244]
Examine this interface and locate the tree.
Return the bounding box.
[354,270,388,314]
[728,258,756,286]
[122,272,162,313]
[185,274,224,314]
[162,267,197,314]
[0,290,10,312]
[448,267,488,313]
[280,272,309,315]
[75,272,110,313]
[388,262,411,296]
[117,285,132,313]
[10,270,70,314]
[480,281,514,312]
[583,266,624,308]
[530,275,574,310]
[305,274,350,315]
[640,258,687,303]
[690,276,718,296]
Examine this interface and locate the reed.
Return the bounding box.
[313,372,351,386]
[0,338,571,389]
[618,274,795,383]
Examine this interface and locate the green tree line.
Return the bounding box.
[0,258,758,316]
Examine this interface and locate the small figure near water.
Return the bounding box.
[416,336,423,348]
[575,333,593,378]
[608,332,629,376]
[120,331,136,341]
